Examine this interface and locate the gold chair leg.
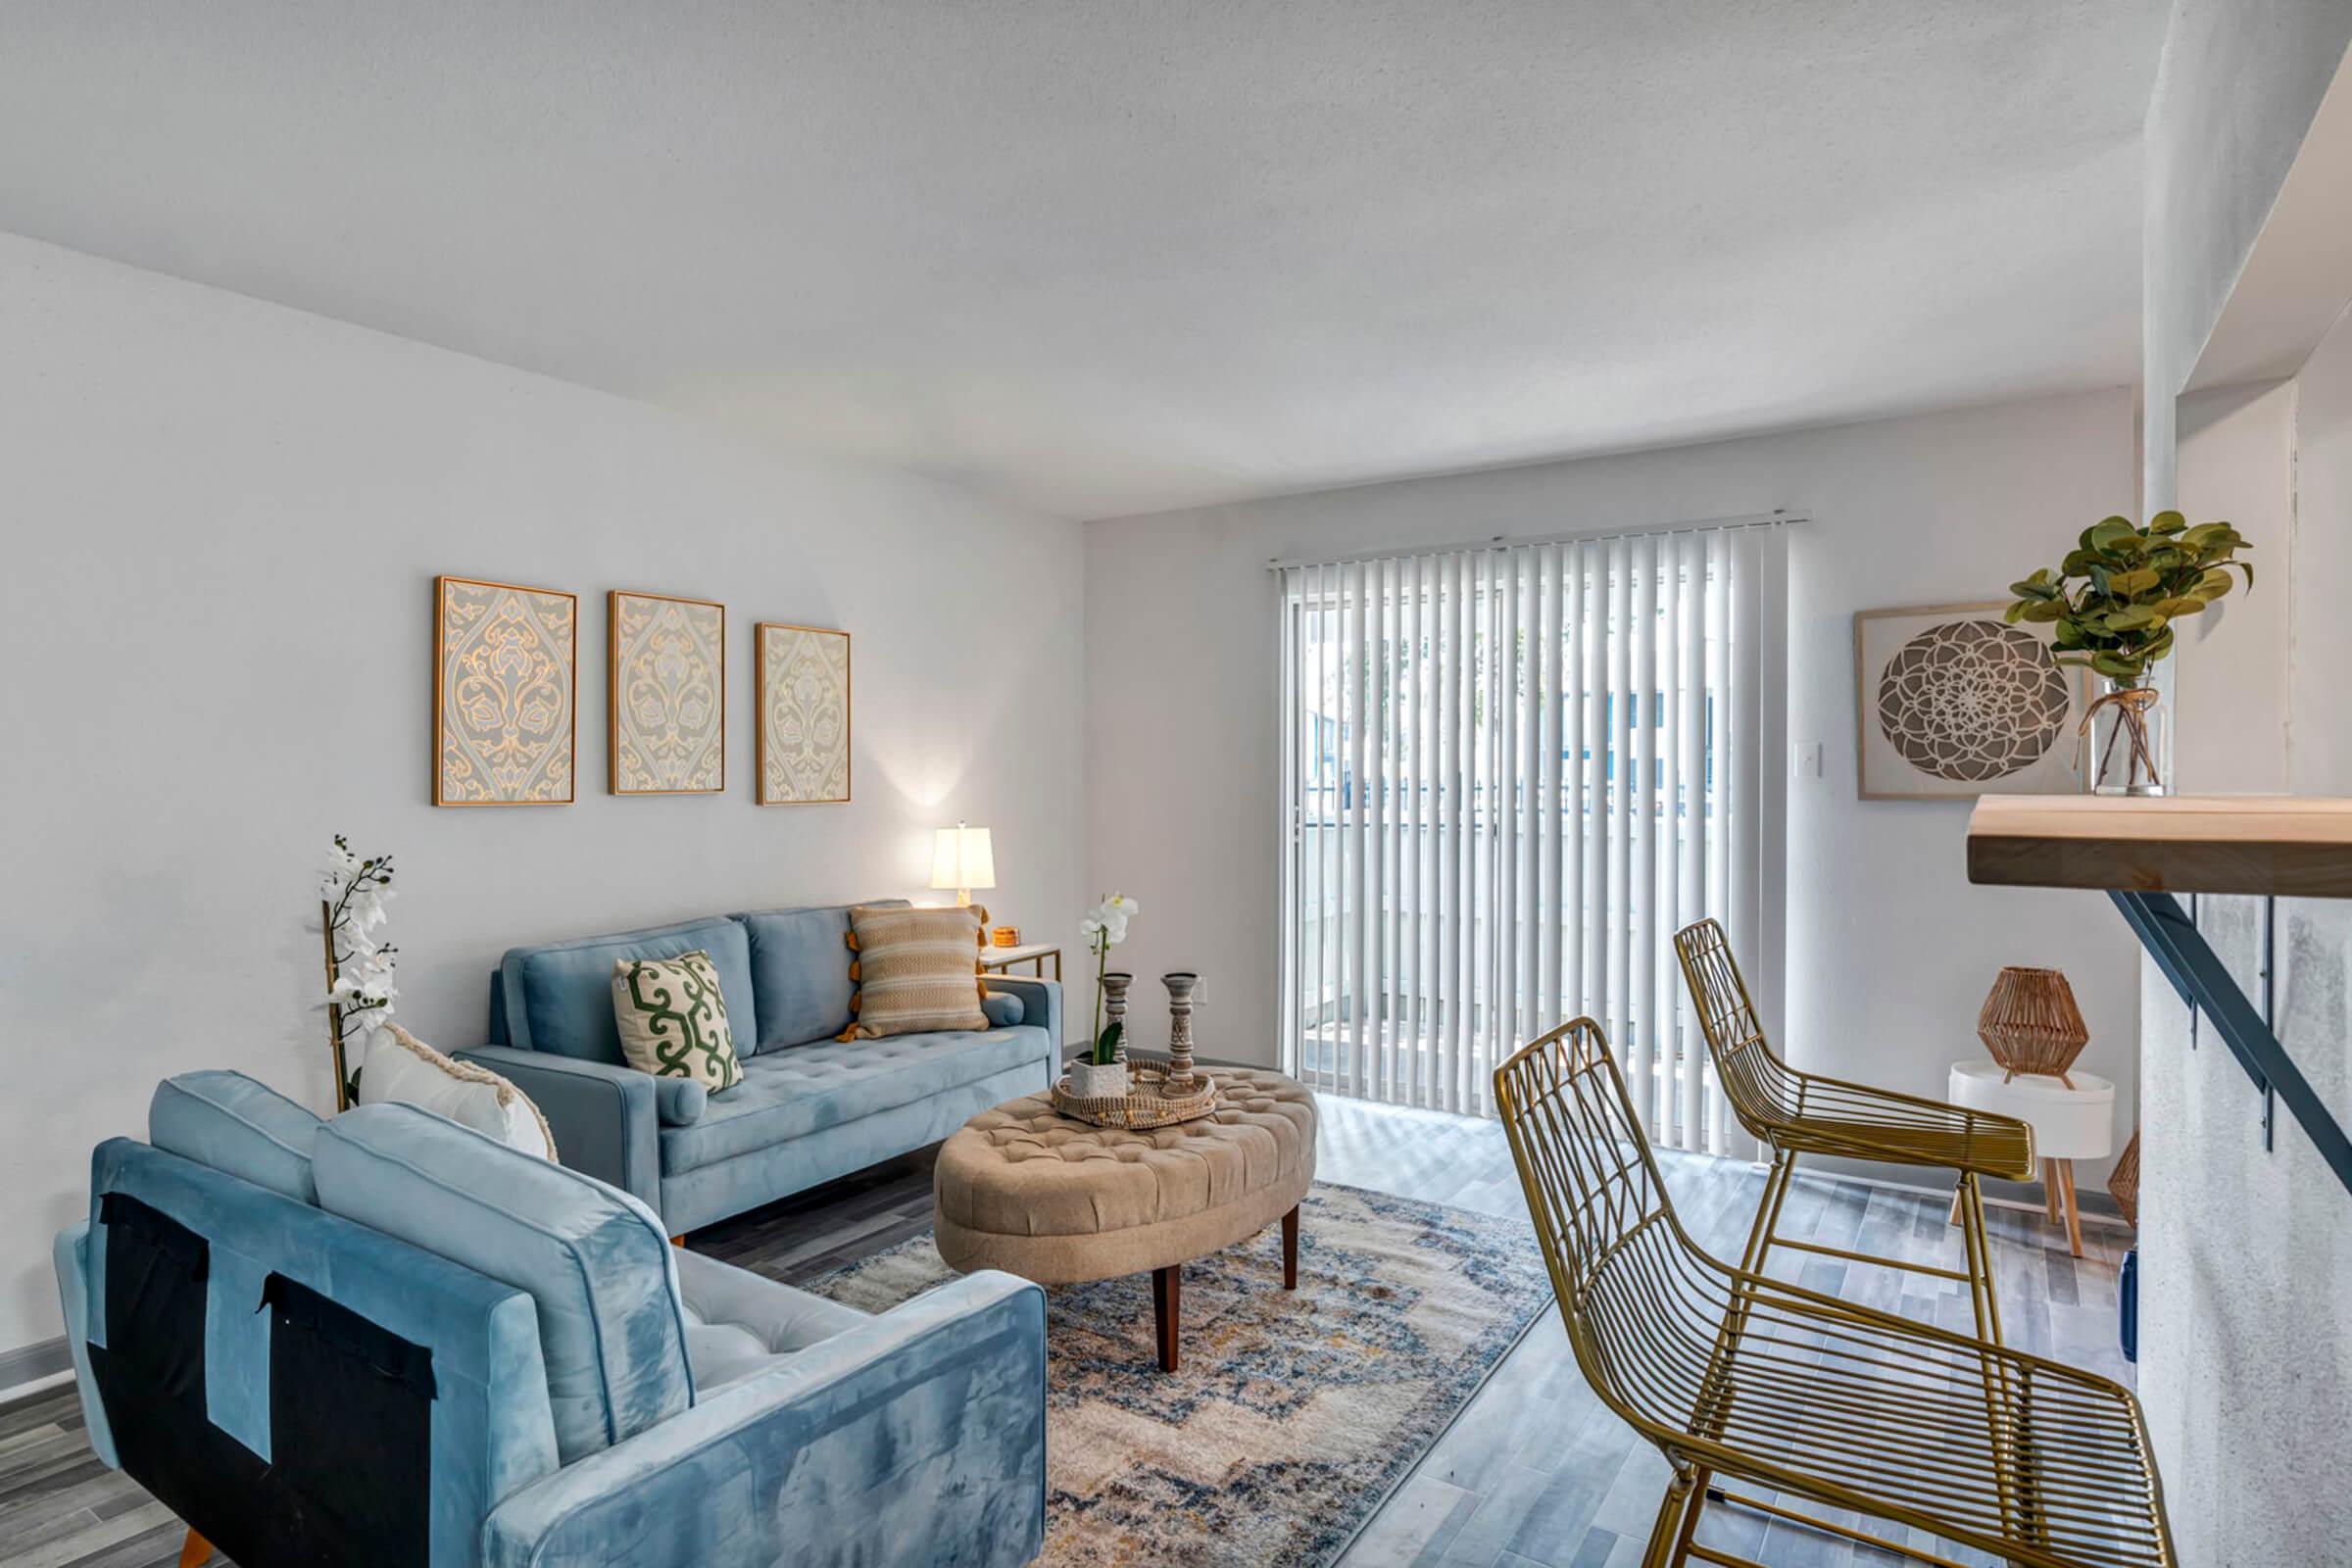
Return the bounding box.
[1739,1150,1795,1277]
[1956,1171,2005,1347]
[1956,1170,2028,1552]
[1667,1466,1713,1566]
[1641,1469,1700,1568]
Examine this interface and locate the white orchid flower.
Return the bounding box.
[1081,891,1145,1063]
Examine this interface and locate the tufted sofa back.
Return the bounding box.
[489,901,912,1060]
[732,901,908,1051]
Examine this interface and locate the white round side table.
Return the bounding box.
[1947,1060,2116,1257]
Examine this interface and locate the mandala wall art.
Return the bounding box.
[609,590,725,795]
[434,576,577,805]
[757,622,851,804]
[1854,603,2085,801]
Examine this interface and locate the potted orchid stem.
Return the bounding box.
[319,834,397,1110]
[1071,894,1141,1099]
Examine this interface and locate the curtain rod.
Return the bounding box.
[1264,509,1803,572]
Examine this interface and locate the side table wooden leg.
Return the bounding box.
[1151,1264,1180,1372]
[2042,1159,2063,1225]
[2059,1159,2084,1258]
[1282,1204,1299,1290]
[178,1528,214,1568]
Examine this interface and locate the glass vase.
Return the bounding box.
[2087,677,2168,797]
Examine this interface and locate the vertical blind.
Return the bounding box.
[1277,524,1773,1154]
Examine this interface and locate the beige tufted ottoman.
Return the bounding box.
[933,1067,1318,1371]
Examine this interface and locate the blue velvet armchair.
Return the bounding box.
[55,1071,1048,1568]
[455,902,1061,1235]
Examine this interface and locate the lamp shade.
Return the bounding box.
[1976,965,2088,1085]
[930,823,997,892]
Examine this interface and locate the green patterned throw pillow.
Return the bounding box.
[611,950,743,1093]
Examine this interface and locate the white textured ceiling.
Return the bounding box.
[0,2,2170,519]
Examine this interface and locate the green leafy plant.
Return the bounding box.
[2004,511,2252,684]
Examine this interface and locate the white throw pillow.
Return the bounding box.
[357,1026,557,1159]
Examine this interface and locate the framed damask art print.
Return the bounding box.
[434,576,577,806]
[756,622,850,804]
[610,590,725,795]
[1854,602,2086,801]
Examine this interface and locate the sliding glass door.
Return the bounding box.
[1277,526,1775,1153]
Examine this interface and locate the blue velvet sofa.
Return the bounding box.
[54,1070,1048,1568]
[458,902,1062,1235]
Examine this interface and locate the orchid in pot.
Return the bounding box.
[1072,893,1141,1099]
[319,834,397,1109]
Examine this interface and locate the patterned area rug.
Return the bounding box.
[805,1181,1553,1567]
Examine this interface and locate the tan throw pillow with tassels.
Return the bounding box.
[840,905,990,1040]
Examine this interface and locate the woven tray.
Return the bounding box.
[1051,1063,1219,1130]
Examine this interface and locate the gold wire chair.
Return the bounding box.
[1672,917,2035,1346]
[1495,1018,2173,1568]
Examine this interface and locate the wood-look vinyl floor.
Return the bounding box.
[0,1095,2130,1568]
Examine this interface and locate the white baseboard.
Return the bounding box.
[0,1336,72,1406]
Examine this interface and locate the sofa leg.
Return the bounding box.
[1282,1204,1299,1290]
[1151,1264,1180,1373]
[669,1235,685,1248]
[177,1528,213,1568]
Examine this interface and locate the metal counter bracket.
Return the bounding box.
[2110,889,2352,1196]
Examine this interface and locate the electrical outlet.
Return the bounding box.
[1792,741,1823,778]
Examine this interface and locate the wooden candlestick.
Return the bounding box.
[1160,972,1200,1090]
[1101,971,1132,1063]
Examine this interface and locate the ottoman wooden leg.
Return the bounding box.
[1152,1264,1181,1372]
[1282,1204,1299,1290]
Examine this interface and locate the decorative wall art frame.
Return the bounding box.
[609,590,726,795]
[434,575,577,806]
[756,622,851,804]
[1854,602,2087,801]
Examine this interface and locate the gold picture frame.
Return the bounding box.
[1853,600,2087,802]
[609,590,726,796]
[756,622,851,805]
[434,575,577,806]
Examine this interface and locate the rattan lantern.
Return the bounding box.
[1976,965,2089,1086]
[2108,1130,2140,1227]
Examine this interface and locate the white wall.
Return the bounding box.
[2291,304,2352,794]
[2137,302,2352,1568]
[2134,11,2352,1562]
[1084,390,2143,1186]
[2141,0,2352,502]
[2173,379,2295,794]
[0,230,1086,1358]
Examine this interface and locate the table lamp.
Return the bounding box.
[930,821,996,907]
